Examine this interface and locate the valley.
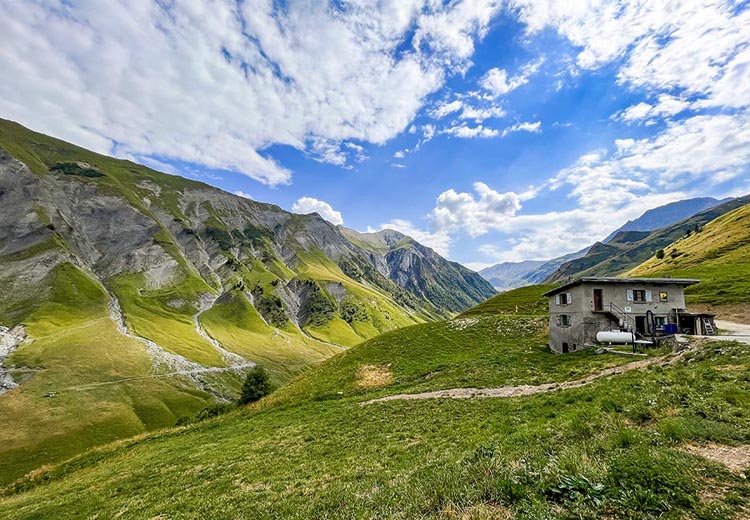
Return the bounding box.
[0,119,495,484]
[1,286,747,519]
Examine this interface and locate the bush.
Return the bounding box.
[655,248,665,259]
[239,366,272,404]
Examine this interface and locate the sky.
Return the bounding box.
[1,1,749,270]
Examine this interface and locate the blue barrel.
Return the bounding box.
[663,324,678,335]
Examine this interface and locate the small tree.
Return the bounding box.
[239,366,272,404]
[655,248,665,260]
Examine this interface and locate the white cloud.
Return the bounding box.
[431,100,464,119]
[291,197,344,226]
[233,190,253,199]
[615,95,690,123]
[431,182,522,236]
[459,104,506,123]
[442,124,499,138]
[502,120,541,136]
[0,0,505,185]
[479,58,544,97]
[393,150,406,159]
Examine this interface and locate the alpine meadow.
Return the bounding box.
[1,2,749,519]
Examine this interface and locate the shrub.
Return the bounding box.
[239,366,273,404]
[655,248,665,260]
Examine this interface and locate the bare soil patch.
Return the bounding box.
[683,443,750,473]
[356,364,393,389]
[690,303,750,324]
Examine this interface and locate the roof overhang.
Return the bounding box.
[542,277,700,297]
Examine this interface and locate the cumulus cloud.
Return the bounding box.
[0,0,504,185]
[431,182,522,236]
[233,191,253,199]
[291,197,344,225]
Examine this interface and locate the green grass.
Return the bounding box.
[1,320,748,518]
[628,204,750,305]
[108,273,226,367]
[459,284,556,318]
[0,264,215,485]
[199,291,340,386]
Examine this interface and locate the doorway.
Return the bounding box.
[593,289,603,311]
[635,316,646,335]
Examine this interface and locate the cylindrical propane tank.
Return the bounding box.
[596,330,634,344]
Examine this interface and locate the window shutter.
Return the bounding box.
[556,315,561,326]
[626,289,634,302]
[555,294,560,305]
[645,290,653,302]
[567,292,572,304]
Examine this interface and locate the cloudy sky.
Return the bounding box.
[2,1,749,269]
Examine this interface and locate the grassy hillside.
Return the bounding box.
[0,119,446,483]
[628,204,750,306]
[2,285,748,519]
[548,196,750,282]
[0,263,220,485]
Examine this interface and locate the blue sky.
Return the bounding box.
[2,1,749,269]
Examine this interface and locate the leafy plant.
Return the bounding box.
[547,475,605,505]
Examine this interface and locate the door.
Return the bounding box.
[593,289,603,311]
[635,316,646,335]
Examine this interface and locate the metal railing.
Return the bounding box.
[609,302,635,332]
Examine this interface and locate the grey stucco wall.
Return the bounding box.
[548,282,688,353]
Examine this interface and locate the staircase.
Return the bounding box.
[703,319,715,336]
[606,302,636,334]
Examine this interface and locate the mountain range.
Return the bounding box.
[546,195,749,282]
[481,196,734,291]
[0,119,494,481]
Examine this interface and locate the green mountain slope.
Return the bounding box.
[547,196,750,282]
[627,203,750,306]
[0,119,494,483]
[2,286,748,519]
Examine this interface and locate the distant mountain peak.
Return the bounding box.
[602,197,729,243]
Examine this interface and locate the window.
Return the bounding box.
[558,314,570,326]
[627,289,653,303]
[655,316,666,327]
[556,292,572,305]
[659,291,668,302]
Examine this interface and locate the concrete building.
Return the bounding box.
[543,277,716,353]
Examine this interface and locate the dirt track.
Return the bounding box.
[363,353,674,405]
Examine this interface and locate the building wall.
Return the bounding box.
[548,283,688,353]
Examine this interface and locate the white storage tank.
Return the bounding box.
[596,330,635,344]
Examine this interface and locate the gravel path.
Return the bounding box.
[715,320,750,344]
[363,353,676,405]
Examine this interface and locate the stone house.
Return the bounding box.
[543,277,715,353]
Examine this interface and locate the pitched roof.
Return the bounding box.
[542,277,700,297]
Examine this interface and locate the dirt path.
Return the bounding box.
[715,320,750,344]
[58,362,256,392]
[363,352,678,405]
